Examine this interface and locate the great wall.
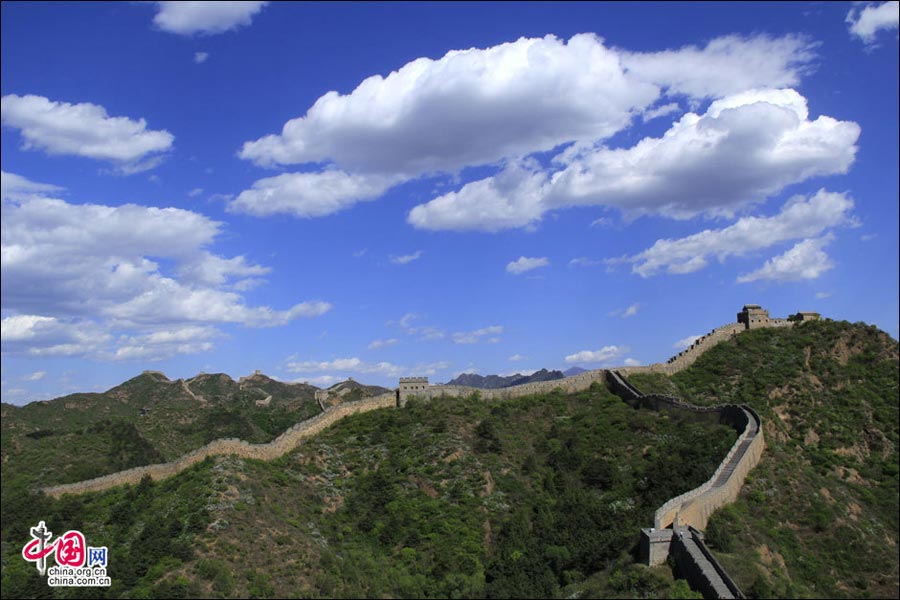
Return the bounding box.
[40,304,817,599]
[41,393,397,497]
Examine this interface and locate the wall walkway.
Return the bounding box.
[608,370,762,599]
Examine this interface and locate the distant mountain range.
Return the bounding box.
[445,366,589,389]
[446,368,566,389]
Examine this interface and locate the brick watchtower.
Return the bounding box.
[398,377,429,407]
[737,304,770,329]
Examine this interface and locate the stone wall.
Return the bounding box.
[404,306,803,404]
[671,410,764,531]
[42,305,782,508]
[613,369,764,569]
[612,322,747,377]
[608,371,765,529]
[404,369,609,404]
[652,406,763,530]
[670,526,742,599]
[42,393,397,498]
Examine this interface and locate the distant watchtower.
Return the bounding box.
[737,304,770,330]
[398,377,429,408]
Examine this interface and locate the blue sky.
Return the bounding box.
[2,1,898,404]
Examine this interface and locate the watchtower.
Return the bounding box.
[398,377,429,407]
[737,304,770,329]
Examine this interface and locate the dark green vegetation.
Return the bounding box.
[1,383,735,598]
[2,319,895,599]
[0,371,324,487]
[630,319,899,599]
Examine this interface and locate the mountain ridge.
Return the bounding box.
[445,368,565,389]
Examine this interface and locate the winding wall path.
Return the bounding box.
[607,370,763,599]
[42,316,768,513]
[607,370,765,531]
[41,393,396,498]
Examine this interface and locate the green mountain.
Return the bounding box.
[446,368,566,389]
[625,319,899,598]
[0,319,896,599]
[1,371,322,488]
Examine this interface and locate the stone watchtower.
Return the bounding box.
[398,377,429,408]
[737,304,770,329]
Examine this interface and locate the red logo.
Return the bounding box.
[22,522,88,574]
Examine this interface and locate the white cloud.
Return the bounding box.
[554,88,859,219]
[285,356,450,379]
[1,94,173,171]
[194,51,209,64]
[176,253,270,288]
[234,33,829,227]
[815,291,832,299]
[368,338,399,350]
[24,370,46,381]
[642,102,681,122]
[452,325,503,344]
[111,326,220,361]
[153,1,268,35]
[620,34,817,100]
[408,89,859,231]
[408,161,549,232]
[737,235,835,283]
[286,357,366,373]
[228,170,396,218]
[390,312,445,341]
[188,187,204,197]
[609,303,642,318]
[623,358,642,367]
[507,256,549,275]
[568,257,604,268]
[240,33,659,173]
[673,334,703,350]
[1,179,330,358]
[619,189,853,277]
[847,2,900,43]
[231,277,266,292]
[1,315,111,357]
[1,171,64,201]
[565,345,628,364]
[390,250,423,265]
[508,353,524,362]
[302,374,343,387]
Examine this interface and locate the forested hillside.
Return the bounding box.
[628,319,899,598]
[1,319,895,599]
[1,371,322,488]
[1,384,734,598]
